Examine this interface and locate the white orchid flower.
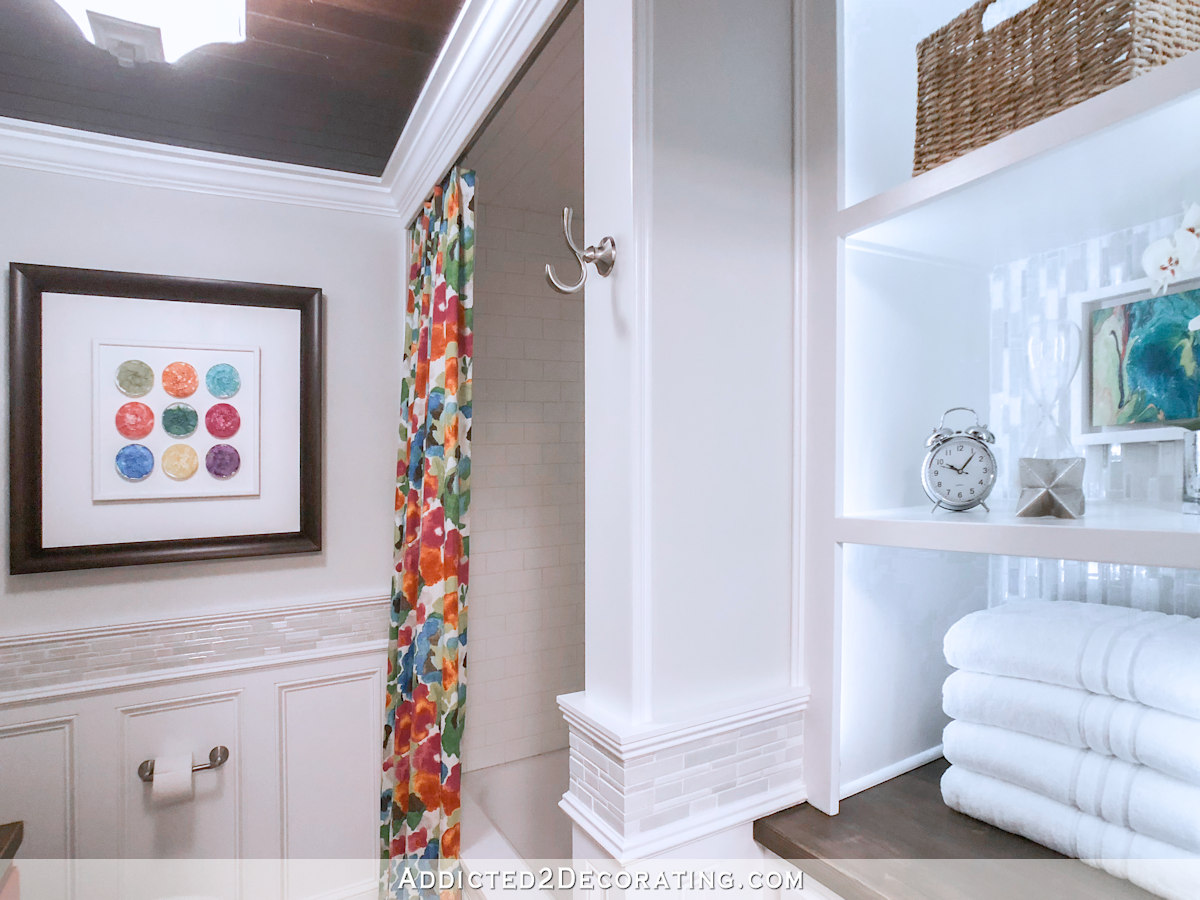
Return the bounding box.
[1176,203,1200,269]
[1143,237,1182,294]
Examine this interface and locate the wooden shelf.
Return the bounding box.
[838,50,1200,267]
[755,760,1156,900]
[836,502,1200,569]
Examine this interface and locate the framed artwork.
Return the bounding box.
[9,263,323,573]
[1073,276,1200,445]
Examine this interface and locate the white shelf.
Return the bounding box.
[838,50,1200,267]
[835,502,1200,569]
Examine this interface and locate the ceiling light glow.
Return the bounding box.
[53,0,246,65]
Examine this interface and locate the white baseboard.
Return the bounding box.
[839,744,944,801]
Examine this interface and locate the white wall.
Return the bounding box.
[647,0,796,719]
[842,246,990,514]
[838,544,988,797]
[842,0,980,203]
[0,165,403,636]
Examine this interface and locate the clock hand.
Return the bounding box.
[962,452,975,470]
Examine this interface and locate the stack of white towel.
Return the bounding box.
[941,600,1200,899]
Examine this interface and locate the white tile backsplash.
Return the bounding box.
[989,210,1200,615]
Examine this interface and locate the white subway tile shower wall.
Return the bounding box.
[989,211,1199,614]
[464,201,585,773]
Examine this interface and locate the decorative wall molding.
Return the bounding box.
[557,690,808,859]
[0,116,400,217]
[0,595,390,708]
[380,0,567,221]
[118,690,243,858]
[276,670,382,860]
[0,716,77,857]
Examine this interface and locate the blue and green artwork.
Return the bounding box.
[1092,288,1200,427]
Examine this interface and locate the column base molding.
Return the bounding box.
[557,689,809,860]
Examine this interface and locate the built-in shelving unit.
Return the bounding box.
[801,0,1200,820]
[839,50,1200,264]
[837,503,1200,570]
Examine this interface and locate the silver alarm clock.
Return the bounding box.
[922,407,997,512]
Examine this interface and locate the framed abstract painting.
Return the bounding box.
[1075,276,1200,445]
[8,263,323,573]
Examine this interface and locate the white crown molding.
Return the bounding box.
[557,688,810,760]
[381,0,568,222]
[560,778,808,861]
[0,116,401,216]
[0,593,390,649]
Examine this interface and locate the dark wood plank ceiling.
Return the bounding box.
[0,0,466,175]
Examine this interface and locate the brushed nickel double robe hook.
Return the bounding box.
[545,207,616,294]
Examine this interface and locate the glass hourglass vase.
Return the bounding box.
[1017,319,1086,519]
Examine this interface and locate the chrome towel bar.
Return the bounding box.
[137,746,230,783]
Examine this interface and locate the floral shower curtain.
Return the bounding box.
[381,167,475,879]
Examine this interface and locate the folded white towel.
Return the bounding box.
[942,765,1200,900]
[943,601,1200,719]
[944,721,1200,853]
[943,670,1200,786]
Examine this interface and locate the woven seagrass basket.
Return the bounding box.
[913,0,1200,175]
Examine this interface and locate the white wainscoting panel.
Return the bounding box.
[119,691,240,859]
[0,599,388,876]
[278,670,383,861]
[0,716,75,857]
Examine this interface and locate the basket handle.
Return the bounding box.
[975,0,1039,35]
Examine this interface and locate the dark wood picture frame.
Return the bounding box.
[9,263,323,574]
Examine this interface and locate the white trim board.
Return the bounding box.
[0,0,567,222]
[560,780,808,861]
[839,744,944,801]
[382,0,569,222]
[558,689,810,760]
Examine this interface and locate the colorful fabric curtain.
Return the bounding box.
[382,167,475,878]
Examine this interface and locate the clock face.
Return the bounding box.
[923,436,996,510]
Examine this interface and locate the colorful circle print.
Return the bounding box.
[206,444,241,479]
[205,403,241,439]
[115,360,154,398]
[206,363,241,399]
[115,444,154,482]
[161,402,199,438]
[162,361,199,398]
[162,444,199,481]
[114,402,154,440]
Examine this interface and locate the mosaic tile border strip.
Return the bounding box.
[0,595,390,694]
